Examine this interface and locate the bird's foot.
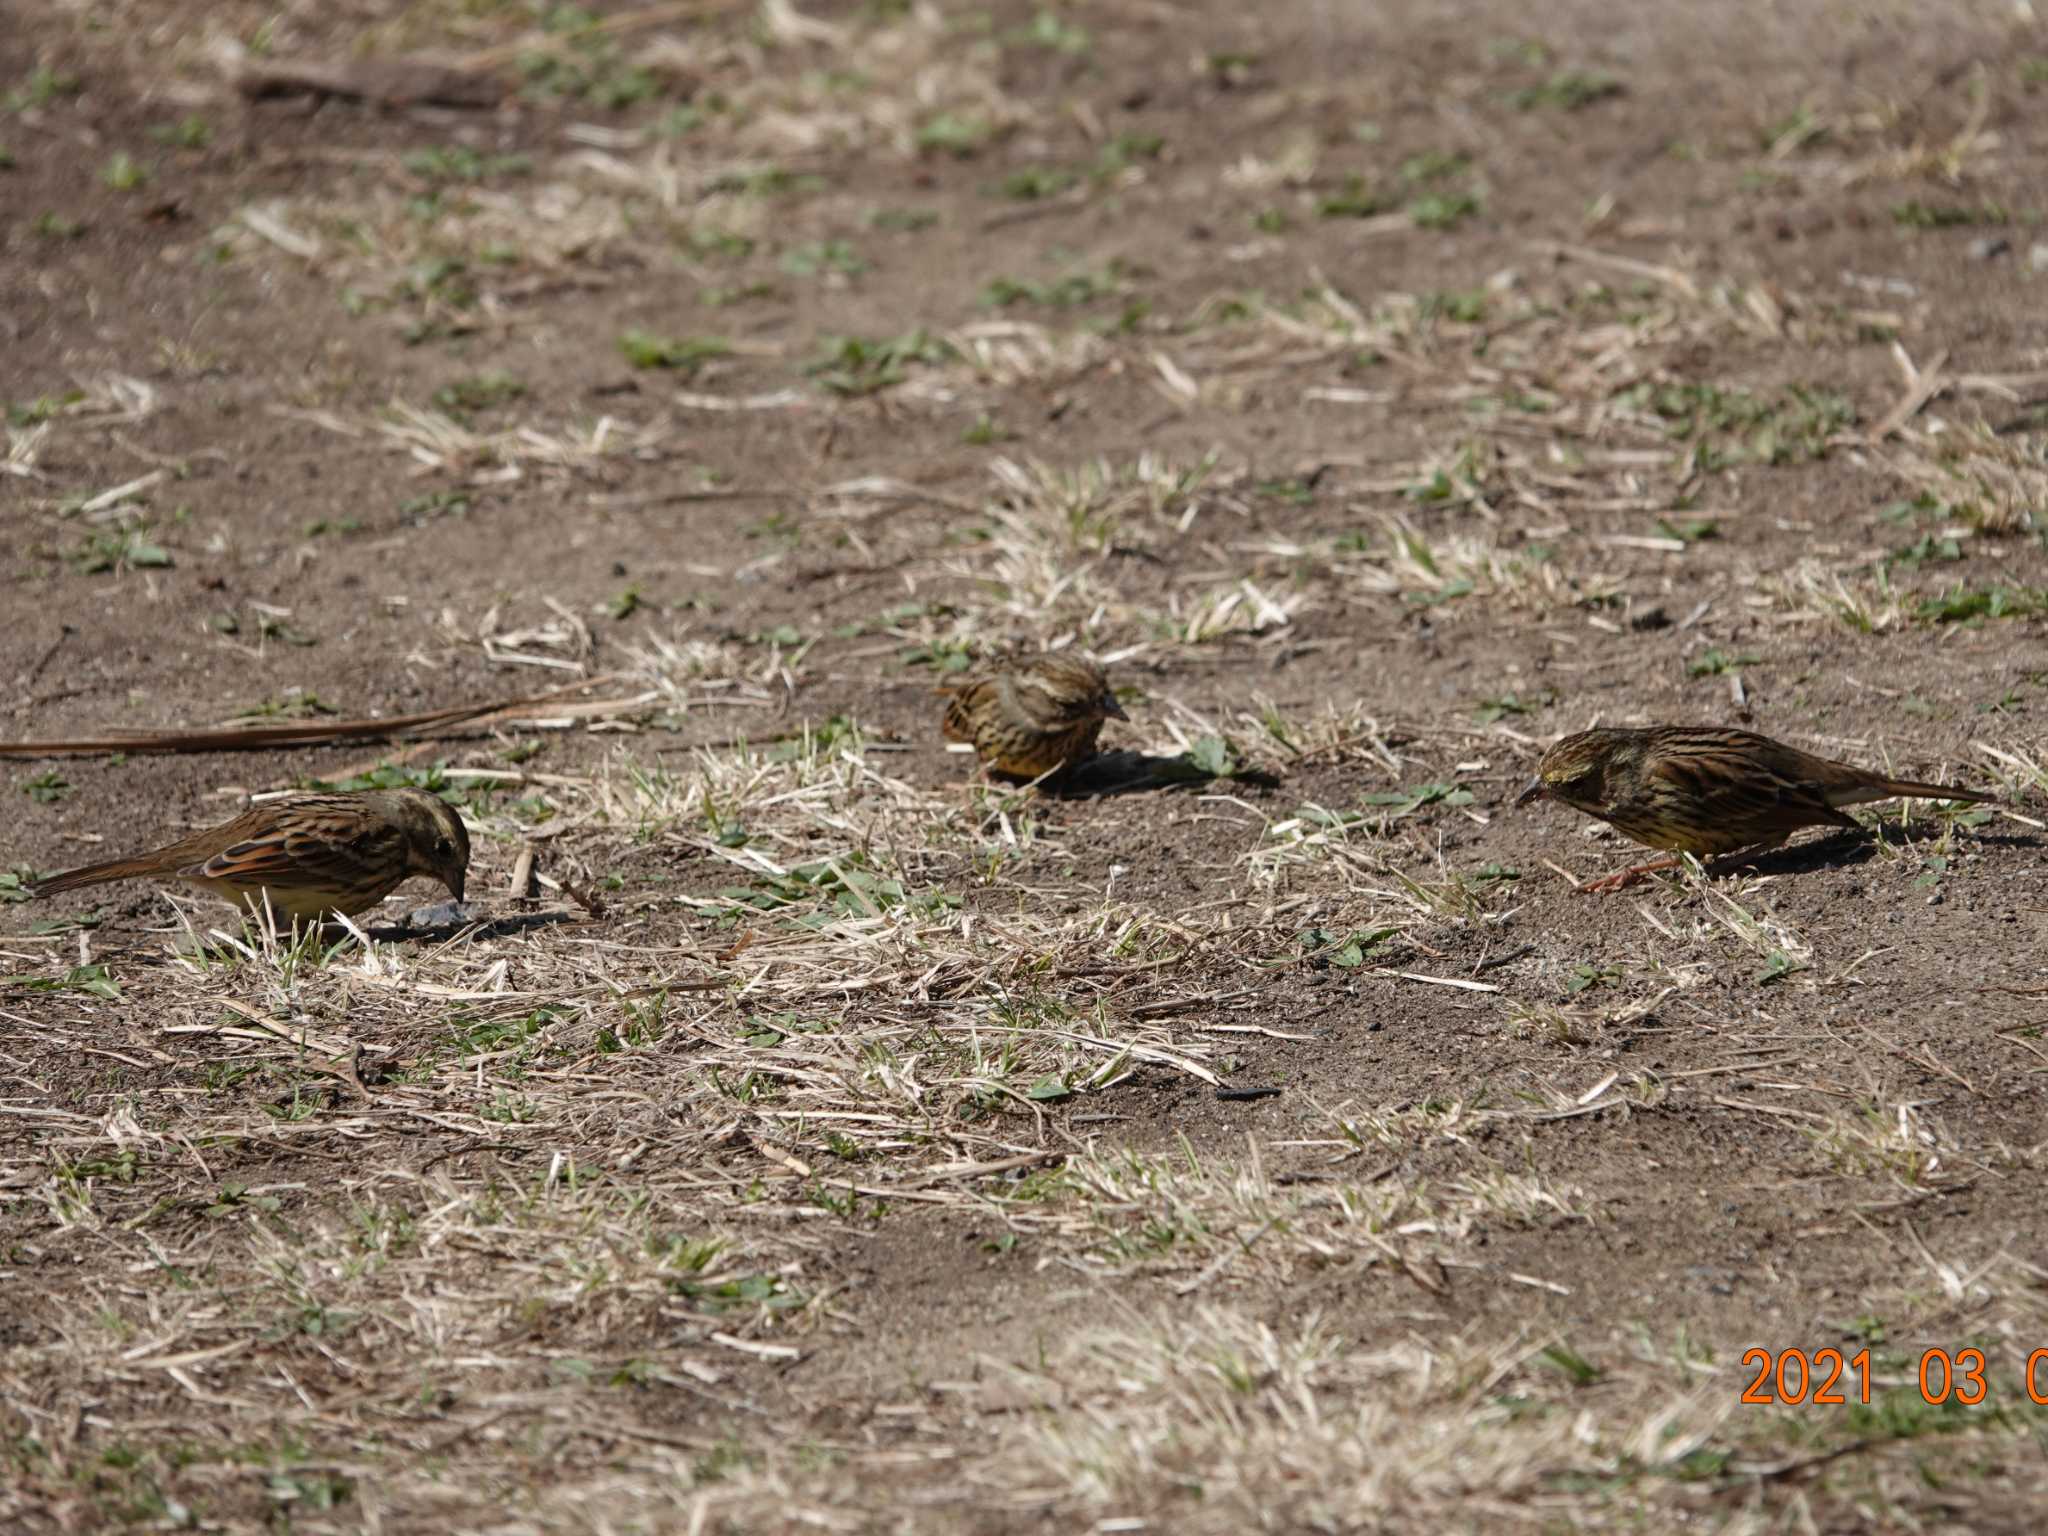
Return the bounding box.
[1576,856,1683,894]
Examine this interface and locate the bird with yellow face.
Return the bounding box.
[1518,725,1995,891]
[31,788,471,920]
[938,651,1127,780]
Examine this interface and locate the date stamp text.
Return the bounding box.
[1740,1347,2048,1407]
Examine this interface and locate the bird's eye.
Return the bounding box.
[435,837,453,858]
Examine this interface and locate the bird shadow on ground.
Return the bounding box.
[1036,750,1282,799]
[1717,822,2036,880]
[366,908,586,944]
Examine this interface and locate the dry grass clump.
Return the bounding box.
[5,2,2048,1532]
[1004,1128,1582,1292]
[992,1306,1731,1532]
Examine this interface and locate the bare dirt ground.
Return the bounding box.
[5,0,2048,1530]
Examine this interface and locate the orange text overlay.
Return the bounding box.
[1740,1347,2048,1406]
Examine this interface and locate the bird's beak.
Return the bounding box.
[449,870,466,902]
[1103,693,1130,722]
[1515,778,1546,808]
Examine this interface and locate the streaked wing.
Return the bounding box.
[939,679,990,743]
[1647,739,1854,842]
[184,814,405,896]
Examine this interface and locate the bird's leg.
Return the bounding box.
[1583,836,1794,893]
[1577,855,1684,894]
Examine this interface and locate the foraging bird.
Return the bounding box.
[30,788,470,920]
[1517,725,1995,892]
[938,651,1127,779]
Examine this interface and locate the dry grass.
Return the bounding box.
[6,0,2048,1531]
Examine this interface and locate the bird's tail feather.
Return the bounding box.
[1837,777,1996,808]
[31,858,163,898]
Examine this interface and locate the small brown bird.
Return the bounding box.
[938,651,1127,779]
[1517,725,1996,892]
[31,788,470,921]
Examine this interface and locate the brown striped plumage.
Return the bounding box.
[31,788,470,920]
[1517,726,1995,891]
[938,651,1127,779]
